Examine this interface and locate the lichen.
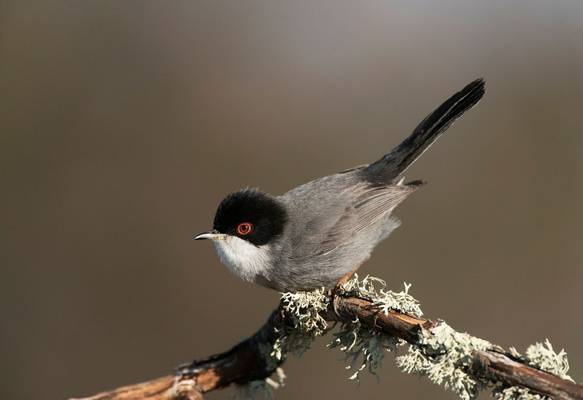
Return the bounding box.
[252,289,330,400]
[269,287,331,361]
[251,287,332,398]
[280,288,329,335]
[339,274,423,317]
[327,274,423,381]
[493,386,546,400]
[328,316,400,381]
[524,339,572,381]
[493,339,573,400]
[396,322,492,400]
[270,327,317,360]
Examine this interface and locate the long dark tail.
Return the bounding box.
[364,78,485,182]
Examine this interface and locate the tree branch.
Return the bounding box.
[72,293,582,400]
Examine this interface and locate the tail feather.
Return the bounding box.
[364,78,485,182]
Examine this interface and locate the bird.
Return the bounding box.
[194,79,485,292]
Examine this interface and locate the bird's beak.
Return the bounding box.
[193,229,224,241]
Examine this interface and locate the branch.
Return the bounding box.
[72,282,582,400]
[329,296,582,400]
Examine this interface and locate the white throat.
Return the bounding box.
[212,236,271,282]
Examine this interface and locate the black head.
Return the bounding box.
[213,188,288,246]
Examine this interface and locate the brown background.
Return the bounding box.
[1,1,582,399]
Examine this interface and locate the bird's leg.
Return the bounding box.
[336,270,356,288]
[331,270,357,316]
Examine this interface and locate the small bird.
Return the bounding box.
[195,79,485,292]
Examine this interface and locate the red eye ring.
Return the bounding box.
[236,222,253,236]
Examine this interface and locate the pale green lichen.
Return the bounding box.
[251,289,329,400]
[328,274,420,381]
[270,287,331,361]
[525,339,572,381]
[396,322,493,400]
[270,327,318,360]
[280,288,329,335]
[328,316,400,381]
[339,274,423,317]
[249,287,332,399]
[398,329,576,400]
[493,386,546,400]
[493,339,573,400]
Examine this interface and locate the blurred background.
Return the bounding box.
[1,1,582,399]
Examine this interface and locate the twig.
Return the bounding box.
[72,294,583,400]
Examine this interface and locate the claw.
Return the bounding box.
[331,284,344,317]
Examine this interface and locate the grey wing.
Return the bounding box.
[281,177,420,264]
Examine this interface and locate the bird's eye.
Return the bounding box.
[236,222,253,236]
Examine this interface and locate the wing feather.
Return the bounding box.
[287,182,418,260]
